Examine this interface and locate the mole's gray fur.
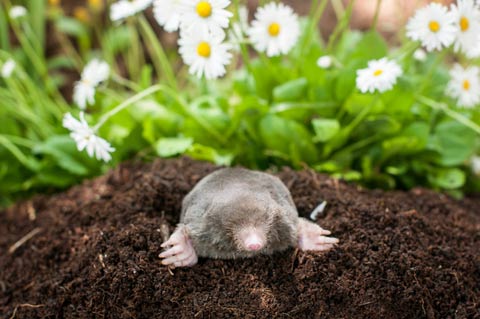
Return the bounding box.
[180,167,299,259]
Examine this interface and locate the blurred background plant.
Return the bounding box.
[1,0,479,207]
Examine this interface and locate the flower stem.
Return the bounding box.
[418,50,448,93]
[232,0,252,73]
[300,0,329,54]
[392,41,420,61]
[371,0,383,31]
[326,0,356,53]
[94,84,165,131]
[138,16,178,90]
[93,84,227,144]
[111,73,142,92]
[416,95,480,135]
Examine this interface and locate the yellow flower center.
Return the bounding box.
[463,79,470,90]
[48,0,60,6]
[429,20,440,33]
[88,0,103,11]
[268,22,281,37]
[373,69,383,76]
[74,7,90,23]
[460,16,469,32]
[197,42,211,57]
[196,1,212,18]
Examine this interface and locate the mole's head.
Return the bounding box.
[207,194,295,254]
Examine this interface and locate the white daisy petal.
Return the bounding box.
[9,6,27,19]
[94,137,116,162]
[178,29,232,79]
[1,59,16,78]
[179,0,233,34]
[62,113,115,162]
[63,112,88,132]
[82,59,110,86]
[153,0,183,32]
[446,64,480,108]
[406,3,457,52]
[247,2,300,57]
[73,82,95,110]
[73,59,110,109]
[450,0,480,58]
[110,0,152,22]
[356,58,403,94]
[413,48,427,61]
[228,5,248,51]
[317,55,332,69]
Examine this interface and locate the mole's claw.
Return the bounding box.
[159,245,184,258]
[315,236,339,245]
[297,217,339,252]
[162,247,198,267]
[319,228,331,235]
[160,224,198,267]
[172,250,198,267]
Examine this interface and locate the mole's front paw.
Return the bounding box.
[297,217,339,252]
[159,225,198,267]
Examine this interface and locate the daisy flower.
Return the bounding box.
[153,0,183,32]
[317,55,333,69]
[228,5,249,51]
[9,5,27,19]
[406,3,457,52]
[446,64,480,108]
[178,29,232,79]
[63,113,115,162]
[179,0,232,34]
[110,0,152,22]
[73,59,110,110]
[413,48,427,61]
[1,59,16,78]
[247,2,300,57]
[356,58,403,94]
[450,0,480,58]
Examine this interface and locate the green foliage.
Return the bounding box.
[1,0,480,207]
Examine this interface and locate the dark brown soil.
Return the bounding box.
[1,157,479,319]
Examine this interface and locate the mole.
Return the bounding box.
[159,167,339,267]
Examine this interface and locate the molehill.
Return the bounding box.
[1,157,479,318]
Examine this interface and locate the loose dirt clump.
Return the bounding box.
[1,157,479,318]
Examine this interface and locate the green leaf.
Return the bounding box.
[139,65,153,89]
[429,121,476,166]
[154,137,193,157]
[344,93,385,115]
[35,168,79,187]
[33,135,90,175]
[332,170,362,181]
[334,67,357,101]
[382,122,430,156]
[55,17,89,37]
[103,25,134,56]
[0,7,9,50]
[259,115,318,164]
[47,55,77,70]
[185,144,234,166]
[273,78,308,102]
[355,115,402,137]
[428,168,465,189]
[312,118,340,142]
[348,31,388,61]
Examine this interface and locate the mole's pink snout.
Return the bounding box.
[245,234,263,251]
[239,228,265,252]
